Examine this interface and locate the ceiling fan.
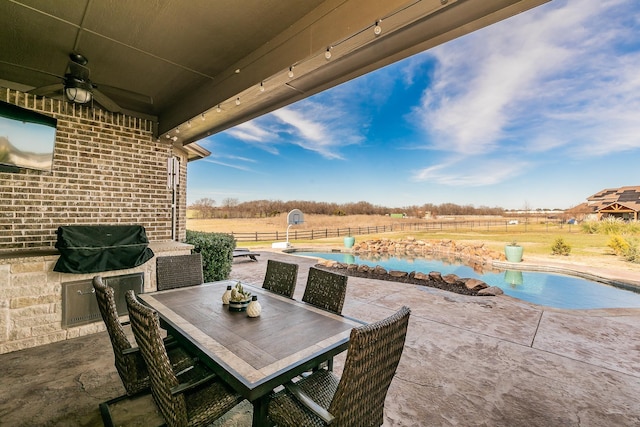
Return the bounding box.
[29,53,150,113]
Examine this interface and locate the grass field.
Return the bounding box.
[187,214,408,233]
[186,214,638,261]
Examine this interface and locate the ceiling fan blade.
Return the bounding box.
[92,89,122,113]
[28,83,63,96]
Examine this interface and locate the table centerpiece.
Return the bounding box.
[228,282,252,312]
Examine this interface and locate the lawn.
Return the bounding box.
[187,214,624,258]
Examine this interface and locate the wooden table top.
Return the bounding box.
[138,280,363,399]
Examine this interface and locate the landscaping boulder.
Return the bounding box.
[463,278,489,291]
[389,270,409,278]
[478,286,504,296]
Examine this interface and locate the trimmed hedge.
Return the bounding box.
[185,230,235,282]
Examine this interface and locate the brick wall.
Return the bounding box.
[0,88,188,249]
[0,88,192,353]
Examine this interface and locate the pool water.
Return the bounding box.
[293,252,640,310]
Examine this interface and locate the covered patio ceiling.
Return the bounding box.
[0,0,548,149]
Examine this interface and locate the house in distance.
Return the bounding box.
[586,186,640,221]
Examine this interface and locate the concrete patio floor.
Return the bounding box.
[1,250,640,426]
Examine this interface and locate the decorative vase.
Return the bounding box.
[222,285,232,305]
[505,244,523,262]
[247,295,261,318]
[504,270,523,286]
[228,299,251,312]
[344,236,355,248]
[342,254,356,264]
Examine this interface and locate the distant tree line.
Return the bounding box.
[188,198,506,219]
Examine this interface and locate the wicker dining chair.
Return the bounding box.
[301,267,349,371]
[262,259,299,298]
[125,290,244,427]
[156,253,204,291]
[302,267,348,315]
[268,306,411,427]
[93,276,194,426]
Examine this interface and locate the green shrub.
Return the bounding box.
[598,217,627,235]
[185,230,235,282]
[551,237,571,256]
[607,235,630,255]
[622,239,640,264]
[580,218,640,236]
[580,221,599,234]
[626,221,640,234]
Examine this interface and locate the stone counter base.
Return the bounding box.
[0,241,193,354]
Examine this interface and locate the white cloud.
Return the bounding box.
[271,107,344,159]
[226,122,280,155]
[222,154,257,163]
[398,54,431,86]
[412,156,530,186]
[412,0,640,159]
[195,147,258,171]
[227,121,271,142]
[224,94,366,160]
[201,158,253,172]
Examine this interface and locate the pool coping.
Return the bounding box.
[285,247,640,295]
[493,260,640,293]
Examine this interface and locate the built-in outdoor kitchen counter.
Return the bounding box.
[0,241,193,354]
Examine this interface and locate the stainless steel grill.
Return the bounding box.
[62,273,144,328]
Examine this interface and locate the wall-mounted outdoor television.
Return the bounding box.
[0,101,57,172]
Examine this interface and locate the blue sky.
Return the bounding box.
[188,0,640,210]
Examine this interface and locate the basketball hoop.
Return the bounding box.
[273,209,304,249]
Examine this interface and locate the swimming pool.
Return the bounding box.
[292,251,640,310]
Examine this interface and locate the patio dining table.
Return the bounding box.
[138,280,364,426]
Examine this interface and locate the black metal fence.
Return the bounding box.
[229,219,567,242]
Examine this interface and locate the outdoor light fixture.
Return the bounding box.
[64,78,93,104]
[235,97,241,106]
[374,20,382,35]
[260,81,265,92]
[216,105,221,112]
[201,113,206,120]
[325,47,332,60]
[288,66,294,78]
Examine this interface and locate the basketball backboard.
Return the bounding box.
[287,209,304,225]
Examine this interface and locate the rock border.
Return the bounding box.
[315,237,507,297]
[352,237,506,264]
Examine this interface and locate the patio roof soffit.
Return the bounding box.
[162,0,550,146]
[0,0,550,148]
